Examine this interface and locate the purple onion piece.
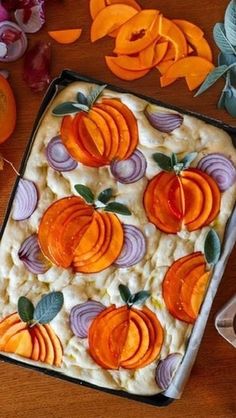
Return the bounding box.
[70,301,105,338]
[12,178,38,221]
[15,4,45,34]
[145,104,183,133]
[0,4,9,22]
[155,353,182,390]
[46,136,78,172]
[197,153,236,191]
[0,21,27,62]
[18,234,50,274]
[114,224,146,268]
[110,150,147,184]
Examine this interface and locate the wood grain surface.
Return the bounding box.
[0,1,235,417]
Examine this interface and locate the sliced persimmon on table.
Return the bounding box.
[89,0,141,20]
[91,4,138,42]
[48,29,82,44]
[158,16,188,60]
[163,252,210,323]
[105,56,150,80]
[160,56,214,89]
[0,74,16,143]
[172,19,204,41]
[114,9,160,55]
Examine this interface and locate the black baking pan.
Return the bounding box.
[0,70,235,407]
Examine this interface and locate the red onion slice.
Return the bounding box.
[145,105,183,133]
[23,41,51,92]
[12,178,38,221]
[197,153,236,191]
[0,21,27,62]
[155,353,182,390]
[46,136,78,172]
[114,224,146,268]
[15,4,45,33]
[70,301,105,338]
[18,234,49,274]
[110,150,147,184]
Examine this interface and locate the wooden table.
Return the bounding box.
[0,1,235,417]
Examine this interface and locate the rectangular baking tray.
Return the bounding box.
[0,70,236,407]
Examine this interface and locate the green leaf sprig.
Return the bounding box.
[52,85,107,116]
[195,0,236,117]
[18,291,64,326]
[204,229,221,265]
[74,184,131,215]
[119,284,150,308]
[152,152,197,174]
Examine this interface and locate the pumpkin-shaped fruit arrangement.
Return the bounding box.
[163,229,221,323]
[0,292,63,367]
[144,152,222,233]
[70,285,164,370]
[52,85,138,167]
[37,185,138,273]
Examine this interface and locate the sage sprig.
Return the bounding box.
[74,184,131,215]
[52,85,107,116]
[119,284,150,308]
[152,152,197,173]
[18,291,64,326]
[195,0,236,117]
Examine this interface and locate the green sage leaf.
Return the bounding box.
[52,102,81,116]
[180,152,198,169]
[87,84,107,107]
[204,229,221,265]
[104,202,131,215]
[18,296,34,323]
[72,103,89,112]
[218,52,236,84]
[195,65,229,96]
[34,291,64,324]
[119,284,131,304]
[77,92,88,106]
[213,23,236,54]
[224,86,236,116]
[74,184,95,204]
[152,153,173,171]
[225,0,236,46]
[97,188,113,204]
[218,88,227,109]
[129,290,150,306]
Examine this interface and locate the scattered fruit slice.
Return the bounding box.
[48,29,82,44]
[0,321,27,350]
[107,0,141,11]
[172,19,204,40]
[0,74,16,143]
[91,4,138,42]
[159,16,188,60]
[185,73,207,91]
[105,56,150,80]
[188,36,213,62]
[4,329,33,358]
[114,42,168,71]
[89,0,106,19]
[114,9,160,55]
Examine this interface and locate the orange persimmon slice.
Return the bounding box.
[96,101,131,159]
[93,104,120,159]
[88,109,112,157]
[161,56,214,85]
[185,74,207,91]
[188,36,213,62]
[0,75,16,144]
[114,9,160,55]
[30,328,40,361]
[162,252,205,323]
[4,329,33,358]
[172,19,204,40]
[105,56,150,80]
[48,29,82,44]
[180,265,208,320]
[0,313,20,336]
[89,0,106,19]
[190,272,211,318]
[91,4,138,42]
[159,16,188,60]
[73,212,123,274]
[115,42,168,71]
[89,306,129,369]
[107,0,141,11]
[44,324,63,367]
[34,325,47,363]
[102,98,138,159]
